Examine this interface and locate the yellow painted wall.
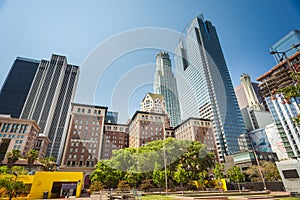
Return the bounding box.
[28,172,83,199]
[0,172,83,199]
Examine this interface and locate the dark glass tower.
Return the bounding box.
[0,57,39,118]
[175,15,246,162]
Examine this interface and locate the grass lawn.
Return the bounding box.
[142,194,176,200]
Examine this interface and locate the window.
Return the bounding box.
[282,169,299,179]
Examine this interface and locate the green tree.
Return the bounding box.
[214,163,224,180]
[198,170,208,191]
[125,169,141,189]
[26,150,39,172]
[7,149,21,168]
[90,161,121,188]
[40,156,56,171]
[245,161,281,182]
[214,163,225,192]
[227,166,244,193]
[152,163,165,192]
[0,174,26,200]
[89,181,104,194]
[173,164,188,194]
[140,179,152,192]
[117,180,130,192]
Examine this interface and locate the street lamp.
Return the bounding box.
[162,121,168,194]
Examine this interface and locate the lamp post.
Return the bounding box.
[162,119,168,194]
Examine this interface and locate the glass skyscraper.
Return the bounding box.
[0,57,39,118]
[174,15,246,162]
[271,30,300,63]
[154,51,181,127]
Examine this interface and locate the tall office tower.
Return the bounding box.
[154,51,181,127]
[20,54,79,164]
[235,74,273,132]
[235,73,265,111]
[0,57,39,118]
[174,15,246,162]
[257,51,300,159]
[271,30,300,63]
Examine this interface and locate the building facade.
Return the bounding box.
[257,52,300,159]
[128,111,169,148]
[20,54,79,164]
[140,93,167,114]
[235,74,265,111]
[174,117,215,151]
[174,14,246,162]
[154,51,181,127]
[0,57,39,118]
[102,123,129,159]
[240,108,274,132]
[0,114,41,158]
[61,103,107,168]
[265,123,288,160]
[105,111,118,124]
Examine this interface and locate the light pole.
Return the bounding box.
[162,120,168,194]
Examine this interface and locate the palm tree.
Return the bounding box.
[26,150,39,172]
[40,156,57,171]
[7,149,21,169]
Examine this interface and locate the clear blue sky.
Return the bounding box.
[0,0,299,123]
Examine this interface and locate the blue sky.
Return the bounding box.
[0,0,299,123]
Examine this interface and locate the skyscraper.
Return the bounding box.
[235,73,265,111]
[21,54,79,164]
[0,57,39,118]
[174,15,246,162]
[271,30,300,63]
[154,51,181,126]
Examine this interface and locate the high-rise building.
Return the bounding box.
[235,73,265,111]
[257,51,300,159]
[271,30,300,63]
[0,57,39,118]
[20,54,79,164]
[174,14,246,162]
[154,51,181,126]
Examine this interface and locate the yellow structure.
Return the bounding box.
[1,172,83,199]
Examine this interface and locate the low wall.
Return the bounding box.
[226,182,285,191]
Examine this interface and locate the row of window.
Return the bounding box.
[76,107,102,115]
[0,123,29,133]
[0,134,25,139]
[66,160,95,167]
